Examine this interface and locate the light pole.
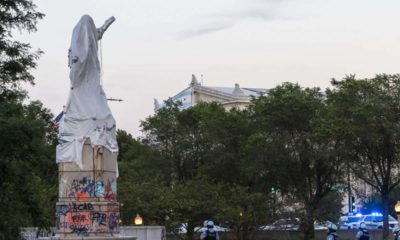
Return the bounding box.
[395,201,400,227]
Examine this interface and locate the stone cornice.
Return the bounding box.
[193,85,250,101]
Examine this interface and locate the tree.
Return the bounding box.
[138,101,236,239]
[117,128,225,240]
[0,99,57,239]
[216,185,271,240]
[120,101,274,240]
[140,100,246,186]
[0,0,44,98]
[0,1,52,239]
[247,83,344,240]
[327,74,400,238]
[117,129,172,226]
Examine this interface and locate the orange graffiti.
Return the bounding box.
[76,191,90,201]
[67,211,90,226]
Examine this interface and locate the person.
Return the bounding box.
[200,220,220,240]
[356,222,369,240]
[326,221,338,240]
[203,220,209,228]
[393,226,400,240]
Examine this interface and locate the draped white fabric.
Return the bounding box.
[56,15,118,168]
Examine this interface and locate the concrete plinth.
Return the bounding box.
[56,140,122,239]
[119,226,166,240]
[52,236,135,240]
[51,237,136,240]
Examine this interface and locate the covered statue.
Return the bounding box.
[56,15,118,168]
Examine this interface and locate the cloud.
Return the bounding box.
[179,22,235,39]
[179,1,292,39]
[224,8,280,21]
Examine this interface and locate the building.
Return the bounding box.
[154,74,268,111]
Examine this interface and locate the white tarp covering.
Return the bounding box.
[56,15,118,168]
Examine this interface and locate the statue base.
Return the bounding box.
[52,236,136,240]
[56,201,120,239]
[56,140,121,239]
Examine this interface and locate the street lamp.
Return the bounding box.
[395,201,400,226]
[134,214,143,225]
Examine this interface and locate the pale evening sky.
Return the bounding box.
[21,0,400,136]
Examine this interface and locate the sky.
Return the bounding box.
[21,0,400,136]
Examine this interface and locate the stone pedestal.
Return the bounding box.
[55,140,132,239]
[119,226,166,240]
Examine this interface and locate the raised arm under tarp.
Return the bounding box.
[97,16,116,40]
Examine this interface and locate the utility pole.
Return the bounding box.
[347,160,352,213]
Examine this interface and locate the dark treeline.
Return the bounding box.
[117,75,400,240]
[0,1,57,240]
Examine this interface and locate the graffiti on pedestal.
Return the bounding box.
[95,179,117,200]
[59,176,118,236]
[65,176,117,201]
[57,202,94,216]
[107,203,120,231]
[91,212,107,226]
[95,180,105,197]
[65,176,94,200]
[56,202,119,236]
[69,211,90,236]
[108,212,118,230]
[104,179,117,201]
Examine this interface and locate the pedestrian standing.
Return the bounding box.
[326,221,338,240]
[393,226,400,240]
[356,222,369,240]
[200,220,220,240]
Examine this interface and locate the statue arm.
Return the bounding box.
[97,16,116,40]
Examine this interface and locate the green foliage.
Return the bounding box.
[109,78,400,240]
[217,185,271,233]
[361,186,400,218]
[0,0,44,96]
[0,98,57,240]
[119,102,272,240]
[140,100,246,185]
[246,83,344,240]
[314,191,343,223]
[327,74,400,238]
[0,1,56,239]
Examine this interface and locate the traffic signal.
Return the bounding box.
[271,187,276,194]
[351,196,356,212]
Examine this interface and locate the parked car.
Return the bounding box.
[176,223,188,234]
[260,218,300,231]
[361,213,398,229]
[177,223,230,234]
[339,215,363,229]
[194,225,230,232]
[314,221,328,230]
[260,218,328,231]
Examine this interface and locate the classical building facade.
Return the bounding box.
[154,74,268,111]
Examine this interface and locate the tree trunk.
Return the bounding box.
[381,191,390,239]
[301,208,315,240]
[236,224,244,240]
[186,221,195,240]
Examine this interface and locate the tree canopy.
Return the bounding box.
[0,1,57,239]
[327,74,400,238]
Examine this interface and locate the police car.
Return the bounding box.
[361,213,398,229]
[339,214,363,229]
